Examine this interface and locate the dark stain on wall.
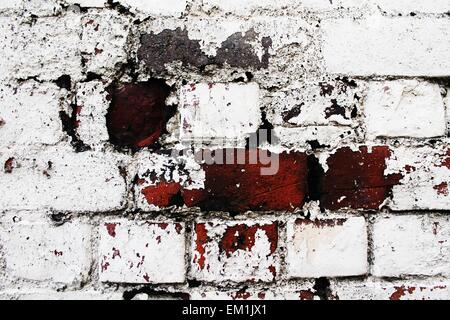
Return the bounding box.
[138,28,272,73]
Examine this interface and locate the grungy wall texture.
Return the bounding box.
[0,0,450,300]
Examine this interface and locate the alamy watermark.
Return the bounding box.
[170,129,280,176]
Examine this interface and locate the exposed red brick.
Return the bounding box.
[158,222,169,230]
[4,157,15,173]
[112,247,121,259]
[105,223,118,238]
[434,182,449,196]
[441,149,450,169]
[184,149,308,212]
[231,289,251,300]
[268,265,276,278]
[101,259,110,272]
[175,223,183,234]
[319,146,402,210]
[194,224,209,270]
[218,223,278,257]
[52,250,63,257]
[106,80,171,148]
[433,222,440,235]
[299,290,315,300]
[141,182,182,207]
[390,286,416,300]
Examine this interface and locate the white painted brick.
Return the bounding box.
[0,81,65,148]
[0,214,92,284]
[0,17,19,83]
[75,81,109,147]
[268,78,363,127]
[190,221,279,282]
[322,16,450,76]
[0,147,127,212]
[22,0,62,16]
[372,215,450,277]
[0,0,21,10]
[99,220,185,284]
[119,0,187,16]
[286,217,367,278]
[386,146,450,210]
[0,289,122,300]
[13,14,83,81]
[180,83,261,146]
[364,80,446,139]
[80,11,131,77]
[333,279,450,300]
[374,0,450,14]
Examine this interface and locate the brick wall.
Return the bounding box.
[0,0,449,300]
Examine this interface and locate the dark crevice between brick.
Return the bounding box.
[123,287,190,301]
[54,75,72,90]
[61,3,89,13]
[84,72,103,82]
[232,71,254,83]
[281,103,304,123]
[313,277,335,300]
[59,100,91,153]
[325,99,348,120]
[106,0,135,16]
[306,140,330,150]
[187,280,202,288]
[306,154,325,212]
[245,110,278,148]
[50,212,71,226]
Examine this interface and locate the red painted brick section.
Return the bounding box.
[141,182,182,207]
[184,149,308,212]
[218,223,278,257]
[191,221,280,282]
[319,146,402,210]
[106,80,171,148]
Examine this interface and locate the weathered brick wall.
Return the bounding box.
[0,0,449,300]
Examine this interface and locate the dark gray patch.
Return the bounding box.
[325,99,348,120]
[138,28,272,73]
[215,30,272,69]
[282,103,304,123]
[138,28,211,73]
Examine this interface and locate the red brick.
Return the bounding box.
[141,182,182,207]
[106,80,171,148]
[191,220,279,282]
[184,149,308,212]
[319,146,402,210]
